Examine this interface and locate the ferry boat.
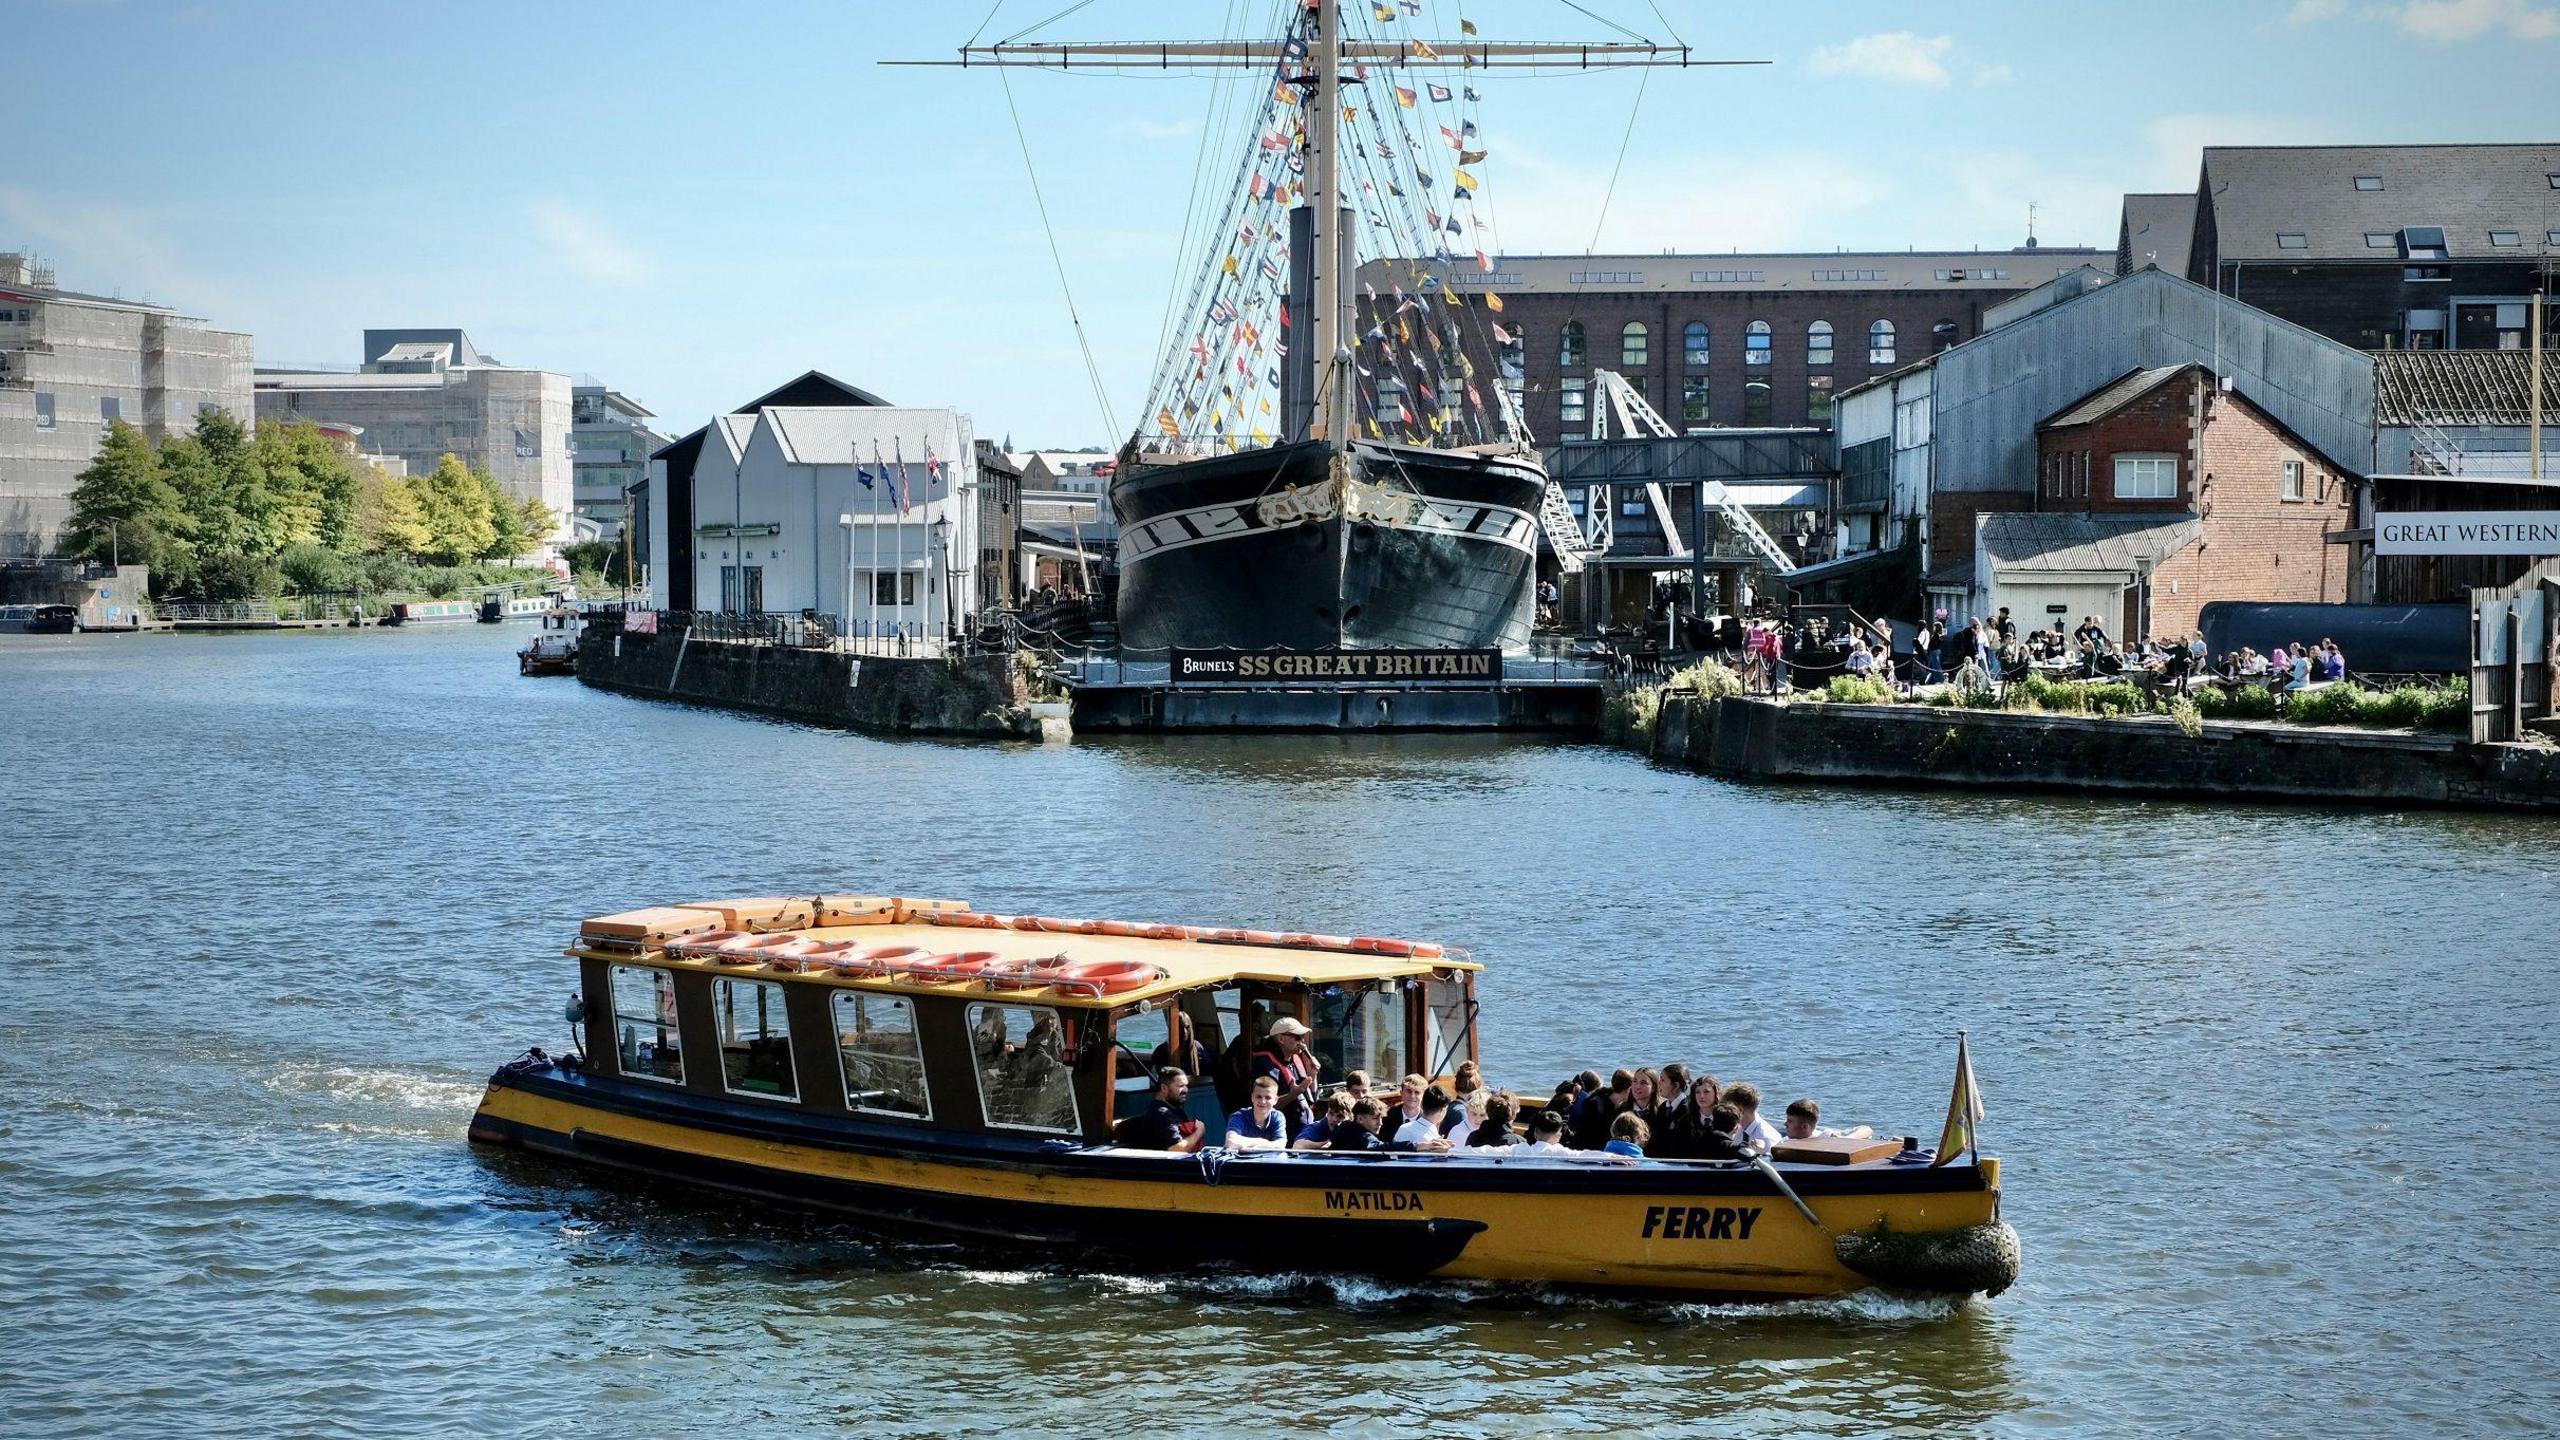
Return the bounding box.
[384,599,475,626]
[469,895,2020,1300]
[517,608,579,675]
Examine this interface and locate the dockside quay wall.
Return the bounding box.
[576,622,1039,739]
[1648,695,2560,814]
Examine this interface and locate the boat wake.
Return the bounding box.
[264,1064,484,1135]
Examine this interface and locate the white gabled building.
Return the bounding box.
[648,373,984,639]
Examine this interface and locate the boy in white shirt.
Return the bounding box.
[1392,1086,1455,1152]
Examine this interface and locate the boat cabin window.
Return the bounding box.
[1309,983,1404,1087]
[713,976,797,1102]
[1111,1003,1173,1121]
[609,965,684,1084]
[1421,975,1475,1077]
[968,1002,1081,1133]
[834,992,929,1119]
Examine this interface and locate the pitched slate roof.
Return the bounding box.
[2040,364,2200,429]
[2374,349,2560,427]
[2117,192,2197,276]
[1980,513,2202,575]
[2200,143,2560,263]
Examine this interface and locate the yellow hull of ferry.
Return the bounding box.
[474,1081,2001,1298]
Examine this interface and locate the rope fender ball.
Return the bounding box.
[1832,1219,2022,1299]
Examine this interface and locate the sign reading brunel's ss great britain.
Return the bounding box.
[1172,649,1503,684]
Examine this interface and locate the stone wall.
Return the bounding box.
[576,621,1038,738]
[1648,693,2560,814]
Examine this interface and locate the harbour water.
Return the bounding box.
[3,625,2554,1436]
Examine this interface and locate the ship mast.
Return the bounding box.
[1305,0,1352,458]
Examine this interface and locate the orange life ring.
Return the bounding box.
[1029,958,1159,997]
[1350,936,1415,957]
[908,950,1004,983]
[666,928,754,957]
[724,934,820,967]
[846,945,927,976]
[1138,923,1192,941]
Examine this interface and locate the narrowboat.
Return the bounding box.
[385,599,475,626]
[469,896,2020,1301]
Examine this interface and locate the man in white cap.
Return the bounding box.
[1251,1015,1322,1138]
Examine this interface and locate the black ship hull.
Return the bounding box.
[1111,438,1546,653]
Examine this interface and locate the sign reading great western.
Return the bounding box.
[1171,648,1504,684]
[2374,512,2560,557]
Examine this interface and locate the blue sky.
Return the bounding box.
[8,0,2556,447]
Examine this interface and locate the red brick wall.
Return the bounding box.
[2147,392,2353,638]
[2037,373,2200,513]
[1929,490,2037,577]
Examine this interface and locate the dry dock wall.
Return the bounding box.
[1649,695,2560,814]
[577,624,1038,738]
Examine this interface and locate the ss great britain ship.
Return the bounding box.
[909,3,1750,654]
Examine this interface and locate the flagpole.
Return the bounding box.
[869,440,884,651]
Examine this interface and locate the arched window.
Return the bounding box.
[1683,321,1710,367]
[1931,319,1960,354]
[1807,320,1834,367]
[1621,322,1648,367]
[1868,319,1897,364]
[1745,320,1771,366]
[1560,321,1586,368]
[1743,379,1773,425]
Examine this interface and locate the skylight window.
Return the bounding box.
[2275,233,2308,249]
[2488,230,2521,247]
[2364,232,2394,249]
[2400,226,2448,261]
[2353,176,2383,191]
[2549,173,2560,188]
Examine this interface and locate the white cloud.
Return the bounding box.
[528,200,655,286]
[2286,0,2347,22]
[2396,0,2560,39]
[1807,32,1957,86]
[1971,63,2016,87]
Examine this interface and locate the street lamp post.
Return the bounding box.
[931,514,952,649]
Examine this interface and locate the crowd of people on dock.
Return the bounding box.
[1115,1020,1864,1163]
[1737,605,2352,702]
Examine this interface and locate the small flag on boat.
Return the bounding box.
[1461,148,1487,165]
[1376,138,1396,160]
[1445,216,1463,235]
[1208,299,1236,325]
[1461,18,1478,35]
[1373,3,1393,19]
[1931,1033,1986,1167]
[1475,249,1494,272]
[1259,253,1283,283]
[1464,86,1480,102]
[1274,78,1298,106]
[1429,83,1453,103]
[1490,323,1511,343]
[1439,124,1462,149]
[1251,424,1272,445]
[1156,408,1180,437]
[1221,253,1239,277]
[1403,1,1422,16]
[1282,35,1307,63]
[1394,84,1417,108]
[1453,168,1478,192]
[1484,292,1505,312]
[1411,39,1439,59]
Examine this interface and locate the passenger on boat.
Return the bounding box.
[1464,1094,1523,1149]
[1386,1073,1428,1132]
[1340,1069,1374,1108]
[1658,1075,1723,1158]
[1252,1017,1322,1136]
[1448,1089,1488,1146]
[1723,1083,1783,1149]
[1781,1098,1874,1141]
[1392,1086,1456,1152]
[1604,1113,1650,1161]
[1571,1069,1636,1150]
[1295,1091,1354,1150]
[1328,1098,1388,1151]
[1148,1010,1218,1080]
[1115,1067,1206,1153]
[1521,1111,1572,1155]
[1225,1076,1289,1153]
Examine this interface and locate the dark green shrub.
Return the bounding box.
[2287,684,2371,726]
[1822,675,1896,705]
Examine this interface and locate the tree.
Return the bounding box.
[180,408,291,559]
[514,495,558,553]
[351,465,432,558]
[62,419,192,590]
[415,454,496,565]
[255,421,360,550]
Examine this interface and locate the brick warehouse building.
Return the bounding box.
[1971,362,2358,640]
[1363,246,2104,440]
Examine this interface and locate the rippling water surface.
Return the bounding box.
[3,626,2553,1437]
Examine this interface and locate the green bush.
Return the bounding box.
[277,542,360,595]
[2083,681,2148,717]
[192,550,284,602]
[2366,686,2431,729]
[2286,684,2372,726]
[2418,678,2470,731]
[2004,674,2088,714]
[1601,684,1665,747]
[2197,684,2279,720]
[1667,657,1744,699]
[1821,675,1897,705]
[2167,696,2204,738]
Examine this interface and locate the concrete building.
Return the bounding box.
[0,252,253,556]
[2169,143,2560,352]
[254,329,572,539]
[646,371,888,612]
[571,385,667,542]
[644,371,992,639]
[1384,245,2106,438]
[1832,266,2376,625]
